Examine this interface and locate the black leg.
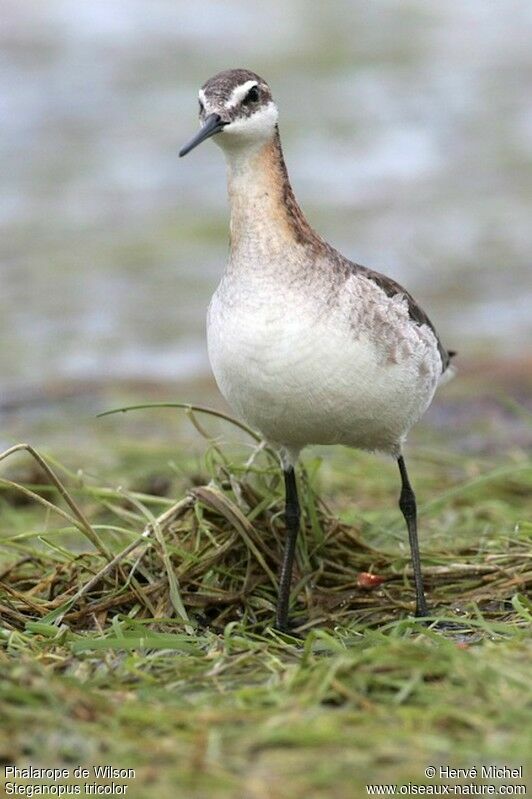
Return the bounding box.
[275,466,300,631]
[397,455,428,617]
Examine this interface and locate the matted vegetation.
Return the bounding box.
[1,404,531,798]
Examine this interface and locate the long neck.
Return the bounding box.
[224,128,320,262]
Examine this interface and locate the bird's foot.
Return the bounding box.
[273,615,306,639]
[413,607,479,639]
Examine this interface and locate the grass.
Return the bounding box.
[0,401,531,798]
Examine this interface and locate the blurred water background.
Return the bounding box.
[1,0,531,394]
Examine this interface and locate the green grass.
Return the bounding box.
[0,403,531,798]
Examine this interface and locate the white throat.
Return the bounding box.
[215,101,279,162]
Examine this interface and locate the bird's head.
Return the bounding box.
[179,68,278,158]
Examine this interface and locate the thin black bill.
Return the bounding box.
[179,113,226,157]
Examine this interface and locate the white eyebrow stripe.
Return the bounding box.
[198,88,206,104]
[226,80,258,109]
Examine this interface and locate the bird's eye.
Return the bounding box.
[242,86,259,105]
[198,99,205,114]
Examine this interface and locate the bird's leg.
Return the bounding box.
[275,466,300,631]
[397,455,428,617]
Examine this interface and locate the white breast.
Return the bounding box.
[207,268,442,458]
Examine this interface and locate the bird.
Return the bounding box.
[179,68,455,631]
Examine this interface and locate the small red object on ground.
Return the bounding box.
[357,572,385,589]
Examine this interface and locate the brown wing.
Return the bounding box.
[354,263,455,373]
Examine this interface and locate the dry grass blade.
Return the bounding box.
[120,489,191,625]
[0,443,112,560]
[43,497,194,625]
[97,402,263,441]
[192,486,278,586]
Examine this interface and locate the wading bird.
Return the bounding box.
[179,69,455,631]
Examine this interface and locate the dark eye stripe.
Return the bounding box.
[242,85,259,105]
